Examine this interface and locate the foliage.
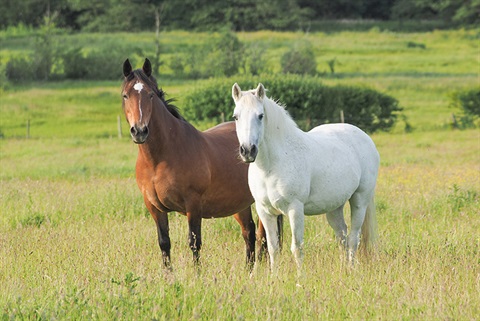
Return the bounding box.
[168,31,247,79]
[62,47,88,79]
[390,0,479,25]
[182,75,402,133]
[202,31,244,77]
[242,43,270,76]
[450,88,480,117]
[5,56,34,82]
[280,40,317,75]
[0,0,477,32]
[449,88,480,128]
[4,13,62,82]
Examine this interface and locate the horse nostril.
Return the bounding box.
[240,145,246,156]
[130,126,137,136]
[251,145,257,155]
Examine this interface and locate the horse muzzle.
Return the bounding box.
[239,144,258,163]
[130,124,149,144]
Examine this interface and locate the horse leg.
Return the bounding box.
[145,199,172,269]
[187,212,202,265]
[233,207,256,269]
[326,205,347,250]
[287,201,305,272]
[257,205,280,272]
[255,218,268,262]
[347,194,369,265]
[257,215,284,262]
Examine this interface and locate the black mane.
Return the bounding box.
[124,69,184,121]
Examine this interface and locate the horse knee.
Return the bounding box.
[291,242,304,269]
[269,247,280,271]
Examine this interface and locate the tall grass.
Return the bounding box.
[1,130,478,320]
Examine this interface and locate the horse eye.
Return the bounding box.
[123,94,128,100]
[232,114,238,121]
[149,93,154,99]
[258,113,264,120]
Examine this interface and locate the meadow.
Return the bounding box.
[1,29,479,320]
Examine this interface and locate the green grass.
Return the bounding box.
[1,29,479,319]
[1,130,478,320]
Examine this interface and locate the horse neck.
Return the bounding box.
[138,99,197,164]
[256,98,297,168]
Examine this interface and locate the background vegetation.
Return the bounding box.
[182,75,402,132]
[0,3,479,320]
[1,0,478,32]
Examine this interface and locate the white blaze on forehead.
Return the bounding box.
[133,82,144,93]
[133,82,144,122]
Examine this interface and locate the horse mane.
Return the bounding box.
[123,69,184,121]
[263,96,299,136]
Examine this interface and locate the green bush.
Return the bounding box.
[168,31,244,79]
[280,40,317,75]
[62,47,88,79]
[61,45,128,80]
[450,88,480,128]
[5,56,35,82]
[182,75,402,133]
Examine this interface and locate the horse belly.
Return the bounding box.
[303,189,352,215]
[303,155,361,215]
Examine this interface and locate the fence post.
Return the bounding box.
[451,113,458,129]
[26,119,30,139]
[117,115,122,138]
[340,110,344,123]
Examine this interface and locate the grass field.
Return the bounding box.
[1,29,479,319]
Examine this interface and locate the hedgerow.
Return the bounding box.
[182,75,402,133]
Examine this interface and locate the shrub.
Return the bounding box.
[168,31,244,79]
[62,47,88,79]
[280,40,317,75]
[242,43,269,76]
[0,59,7,91]
[204,31,244,77]
[5,56,35,82]
[182,75,402,133]
[61,45,127,80]
[449,88,480,128]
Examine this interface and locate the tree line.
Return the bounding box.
[1,0,477,32]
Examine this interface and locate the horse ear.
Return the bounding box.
[256,83,265,99]
[123,59,133,78]
[143,58,152,77]
[232,83,242,101]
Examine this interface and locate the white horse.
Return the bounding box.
[231,83,380,272]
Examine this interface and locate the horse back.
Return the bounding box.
[308,123,380,185]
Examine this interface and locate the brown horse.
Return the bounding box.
[122,58,274,269]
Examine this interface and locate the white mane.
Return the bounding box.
[262,96,299,139]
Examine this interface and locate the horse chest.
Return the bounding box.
[136,164,189,213]
[251,169,305,213]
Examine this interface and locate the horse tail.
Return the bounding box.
[360,194,378,255]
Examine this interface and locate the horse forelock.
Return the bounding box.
[122,69,184,120]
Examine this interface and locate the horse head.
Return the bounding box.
[232,83,266,163]
[122,58,155,144]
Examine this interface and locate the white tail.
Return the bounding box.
[360,195,378,254]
